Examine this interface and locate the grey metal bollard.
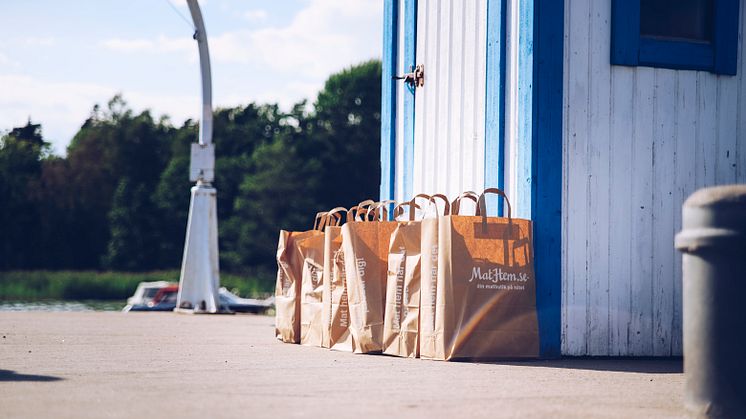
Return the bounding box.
[675,185,746,419]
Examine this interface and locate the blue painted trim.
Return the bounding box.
[610,0,639,66]
[639,38,714,71]
[485,0,506,217]
[714,0,739,75]
[402,0,417,201]
[532,0,563,358]
[611,0,738,75]
[515,0,534,220]
[380,0,399,202]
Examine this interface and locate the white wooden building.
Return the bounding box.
[379,0,746,356]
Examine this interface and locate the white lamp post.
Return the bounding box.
[175,0,221,313]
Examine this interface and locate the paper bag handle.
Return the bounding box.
[393,201,421,221]
[452,191,481,215]
[357,199,375,210]
[367,200,396,221]
[478,188,512,221]
[346,206,359,223]
[346,205,371,223]
[411,193,431,204]
[478,188,519,266]
[326,207,347,227]
[313,212,328,230]
[355,199,376,221]
[317,212,338,231]
[413,193,450,217]
[410,194,430,220]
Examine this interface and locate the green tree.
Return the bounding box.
[223,60,382,278]
[0,121,48,269]
[0,60,382,278]
[311,59,382,208]
[221,113,321,273]
[98,97,173,270]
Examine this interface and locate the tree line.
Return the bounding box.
[0,60,382,284]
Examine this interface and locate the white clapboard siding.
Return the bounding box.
[412,0,487,205]
[562,0,746,356]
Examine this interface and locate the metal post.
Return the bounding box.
[176,0,222,313]
[675,184,746,418]
[185,0,212,147]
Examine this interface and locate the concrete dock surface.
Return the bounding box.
[0,312,684,418]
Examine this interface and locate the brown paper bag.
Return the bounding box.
[321,206,355,350]
[275,212,329,343]
[341,200,398,353]
[425,188,540,360]
[417,194,452,358]
[371,201,401,308]
[383,201,423,357]
[297,210,342,347]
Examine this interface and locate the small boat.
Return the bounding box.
[123,281,174,311]
[219,288,274,314]
[122,282,273,314]
[122,282,179,312]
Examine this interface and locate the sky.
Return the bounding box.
[0,0,383,154]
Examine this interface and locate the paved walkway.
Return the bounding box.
[0,312,684,418]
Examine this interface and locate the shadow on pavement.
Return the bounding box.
[480,357,683,373]
[0,369,64,382]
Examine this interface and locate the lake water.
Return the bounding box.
[0,300,125,312]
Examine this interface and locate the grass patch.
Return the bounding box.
[0,270,273,301]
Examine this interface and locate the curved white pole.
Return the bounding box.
[186,0,213,146]
[176,0,221,314]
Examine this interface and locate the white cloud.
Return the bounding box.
[0,37,57,48]
[22,37,57,47]
[1,0,383,152]
[221,80,323,111]
[211,0,382,79]
[0,74,198,155]
[99,0,382,79]
[244,9,268,23]
[0,52,19,68]
[168,0,204,8]
[99,35,195,58]
[0,74,117,153]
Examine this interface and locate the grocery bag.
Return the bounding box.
[371,201,403,304]
[424,188,539,360]
[321,206,355,350]
[297,209,342,347]
[342,200,398,353]
[275,212,330,343]
[417,194,451,358]
[382,200,423,357]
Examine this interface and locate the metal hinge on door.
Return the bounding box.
[393,64,424,88]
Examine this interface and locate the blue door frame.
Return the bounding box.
[379,0,398,203]
[380,0,563,358]
[531,0,563,359]
[380,0,417,204]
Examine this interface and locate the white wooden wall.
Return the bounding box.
[562,0,746,356]
[411,0,487,202]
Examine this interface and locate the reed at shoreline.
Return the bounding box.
[0,270,271,301]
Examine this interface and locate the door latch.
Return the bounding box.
[393,64,424,88]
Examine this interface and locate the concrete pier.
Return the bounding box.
[0,312,684,418]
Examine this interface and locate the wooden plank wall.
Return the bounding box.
[412,0,488,204]
[562,0,746,355]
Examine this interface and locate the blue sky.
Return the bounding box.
[0,0,382,154]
